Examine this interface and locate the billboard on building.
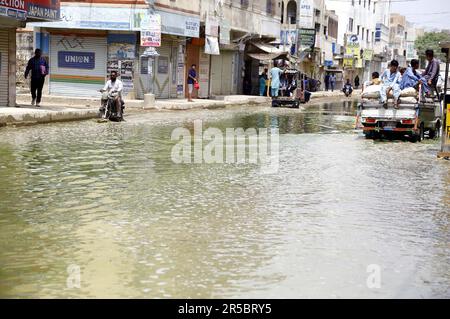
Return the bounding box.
[27,0,60,20]
[299,0,314,29]
[297,28,315,48]
[140,14,161,47]
[362,49,373,61]
[219,20,231,45]
[0,0,27,20]
[205,15,219,37]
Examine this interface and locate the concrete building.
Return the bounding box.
[389,13,407,66]
[23,0,283,99]
[405,21,419,63]
[28,0,201,99]
[200,0,282,97]
[325,0,378,83]
[373,0,391,71]
[1,0,60,107]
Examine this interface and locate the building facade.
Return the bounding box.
[325,0,378,83]
[1,0,60,107]
[28,0,200,99]
[24,0,284,99]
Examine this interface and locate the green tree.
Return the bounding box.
[415,32,450,61]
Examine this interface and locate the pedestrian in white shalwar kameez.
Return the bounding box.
[380,60,401,109]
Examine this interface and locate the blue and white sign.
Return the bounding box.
[58,51,95,69]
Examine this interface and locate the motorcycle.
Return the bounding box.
[343,86,353,98]
[99,90,124,122]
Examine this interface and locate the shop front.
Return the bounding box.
[0,0,59,106]
[151,10,199,99]
[30,4,200,100]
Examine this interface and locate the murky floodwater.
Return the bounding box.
[0,101,448,298]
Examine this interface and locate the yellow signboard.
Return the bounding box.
[346,46,360,58]
[447,105,450,127]
[355,57,363,68]
[363,49,374,61]
[343,57,354,68]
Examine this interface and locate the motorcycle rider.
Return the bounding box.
[343,79,353,97]
[101,71,123,116]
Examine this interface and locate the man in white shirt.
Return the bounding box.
[102,71,124,115]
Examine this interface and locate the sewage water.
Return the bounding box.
[0,102,448,298]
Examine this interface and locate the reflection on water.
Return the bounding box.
[0,102,448,298]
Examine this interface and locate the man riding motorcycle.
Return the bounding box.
[100,71,124,117]
[343,79,353,97]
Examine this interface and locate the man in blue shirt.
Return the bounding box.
[187,64,197,102]
[24,49,49,107]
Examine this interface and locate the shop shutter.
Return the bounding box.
[49,34,107,97]
[0,30,9,106]
[154,43,172,99]
[210,51,233,96]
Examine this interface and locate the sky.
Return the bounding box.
[390,0,450,30]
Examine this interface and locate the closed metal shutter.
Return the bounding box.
[49,34,107,97]
[0,30,9,106]
[210,51,233,96]
[155,43,171,99]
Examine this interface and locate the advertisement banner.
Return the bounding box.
[58,51,95,69]
[108,43,135,60]
[299,0,313,29]
[205,15,219,37]
[205,36,220,55]
[280,30,297,45]
[298,28,315,48]
[355,57,363,68]
[219,19,231,45]
[141,30,161,47]
[140,13,161,47]
[31,5,148,30]
[27,0,60,20]
[119,60,134,95]
[362,49,373,61]
[0,0,26,20]
[346,34,360,66]
[343,55,354,68]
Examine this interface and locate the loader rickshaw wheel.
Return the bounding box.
[411,123,424,143]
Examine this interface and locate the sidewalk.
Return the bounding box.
[1,91,359,126]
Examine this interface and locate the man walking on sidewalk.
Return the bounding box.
[330,74,336,92]
[24,49,48,107]
[187,64,198,102]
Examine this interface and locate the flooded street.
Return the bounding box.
[0,101,448,298]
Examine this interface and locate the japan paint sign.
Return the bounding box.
[27,0,60,20]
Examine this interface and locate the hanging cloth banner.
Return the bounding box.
[205,36,220,55]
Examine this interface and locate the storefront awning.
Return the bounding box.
[247,52,286,61]
[251,41,285,54]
